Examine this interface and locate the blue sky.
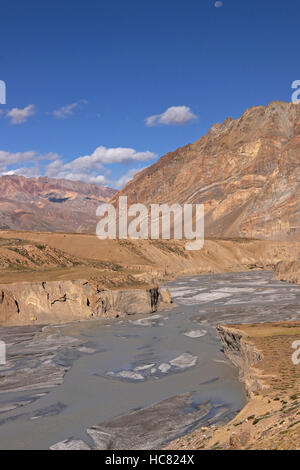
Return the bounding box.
[0,0,299,188]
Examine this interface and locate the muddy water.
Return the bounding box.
[0,271,300,449]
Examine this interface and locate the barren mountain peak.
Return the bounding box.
[115,101,300,241]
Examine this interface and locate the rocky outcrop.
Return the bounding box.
[0,280,171,325]
[216,325,264,397]
[273,260,300,285]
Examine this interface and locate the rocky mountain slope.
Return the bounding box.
[115,101,300,241]
[0,175,116,233]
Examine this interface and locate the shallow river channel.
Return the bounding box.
[1,271,300,449]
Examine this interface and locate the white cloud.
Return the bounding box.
[6,104,35,124]
[53,100,88,119]
[214,1,223,7]
[44,146,156,185]
[145,106,197,127]
[0,150,59,178]
[0,150,57,167]
[75,146,156,165]
[0,145,155,188]
[45,158,107,184]
[0,150,36,166]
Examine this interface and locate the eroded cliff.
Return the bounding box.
[274,260,300,285]
[216,325,264,397]
[0,279,171,325]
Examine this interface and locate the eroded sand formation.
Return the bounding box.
[0,280,171,325]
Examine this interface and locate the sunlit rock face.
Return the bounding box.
[114,101,300,241]
[0,281,170,325]
[274,260,300,284]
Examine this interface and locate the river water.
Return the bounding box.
[0,271,300,449]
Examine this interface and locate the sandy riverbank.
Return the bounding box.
[166,321,300,450]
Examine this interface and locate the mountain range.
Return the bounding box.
[1,101,299,240]
[0,175,116,232]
